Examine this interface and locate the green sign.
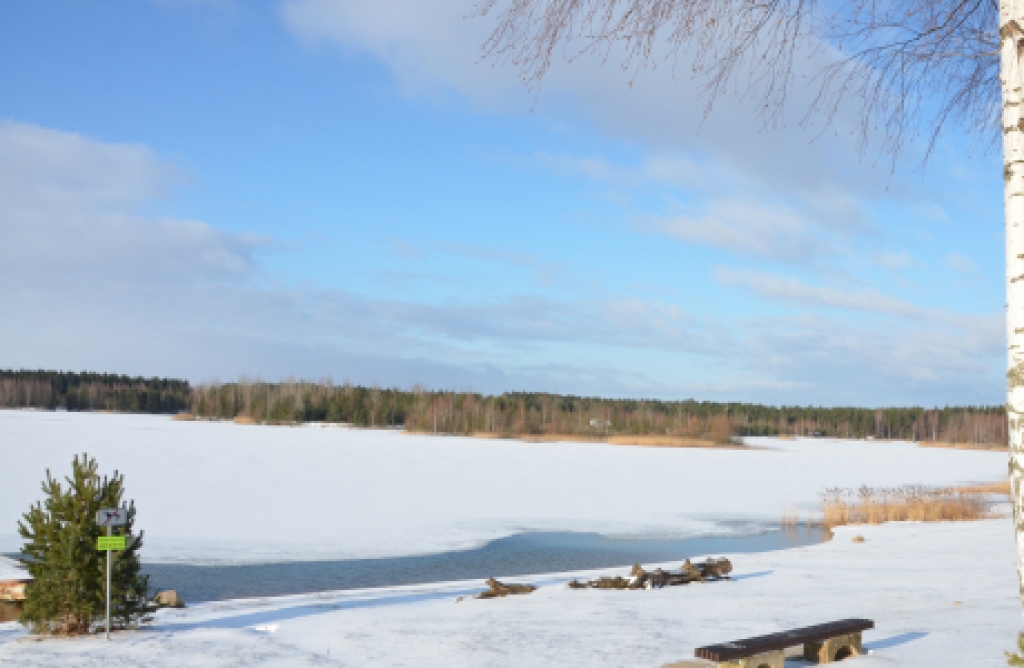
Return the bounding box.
[97,536,126,551]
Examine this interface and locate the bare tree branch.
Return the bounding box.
[476,0,999,162]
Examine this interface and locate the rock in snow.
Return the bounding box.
[152,590,185,609]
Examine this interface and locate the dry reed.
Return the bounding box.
[780,509,801,529]
[918,441,1007,452]
[466,432,748,449]
[819,484,999,529]
[959,480,1011,495]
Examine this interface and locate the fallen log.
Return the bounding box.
[569,557,732,590]
[698,557,733,580]
[476,577,537,599]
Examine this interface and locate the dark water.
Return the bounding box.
[138,523,824,603]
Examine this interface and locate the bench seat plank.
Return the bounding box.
[694,619,874,662]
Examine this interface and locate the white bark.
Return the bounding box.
[1003,0,1024,610]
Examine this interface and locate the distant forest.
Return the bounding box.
[0,371,1008,446]
[0,370,192,414]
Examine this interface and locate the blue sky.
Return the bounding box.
[0,0,1006,406]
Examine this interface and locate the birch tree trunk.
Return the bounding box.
[1003,0,1024,610]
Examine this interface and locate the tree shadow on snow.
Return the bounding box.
[0,625,26,646]
[159,586,482,633]
[864,631,929,651]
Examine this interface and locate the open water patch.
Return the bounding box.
[139,522,824,603]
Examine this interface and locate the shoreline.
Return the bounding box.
[11,411,1012,451]
[3,519,1016,667]
[917,440,1007,451]
[463,432,745,449]
[135,523,826,604]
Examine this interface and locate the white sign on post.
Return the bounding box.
[97,508,127,527]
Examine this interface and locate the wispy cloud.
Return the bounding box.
[715,267,928,318]
[534,151,706,192]
[392,238,422,259]
[873,251,914,271]
[0,120,1002,405]
[0,121,267,284]
[945,251,975,272]
[441,242,561,286]
[279,0,904,200]
[641,201,833,265]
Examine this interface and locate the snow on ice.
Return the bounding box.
[0,410,1018,666]
[0,411,1008,564]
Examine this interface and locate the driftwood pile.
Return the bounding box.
[476,577,538,599]
[568,557,732,590]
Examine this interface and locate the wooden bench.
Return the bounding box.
[694,618,874,667]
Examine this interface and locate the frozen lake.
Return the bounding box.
[0,410,1007,564]
[134,524,825,602]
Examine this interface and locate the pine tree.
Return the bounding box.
[17,453,152,635]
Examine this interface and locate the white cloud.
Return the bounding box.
[532,150,874,266]
[642,201,832,265]
[727,312,1003,403]
[392,238,422,259]
[945,251,975,272]
[268,1,1006,405]
[0,120,174,213]
[0,120,1001,405]
[278,0,900,201]
[715,268,929,319]
[873,251,913,271]
[0,120,720,394]
[0,121,266,284]
[534,151,706,191]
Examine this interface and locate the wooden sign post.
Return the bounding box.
[97,508,127,641]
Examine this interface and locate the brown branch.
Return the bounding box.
[476,0,999,163]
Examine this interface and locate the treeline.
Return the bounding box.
[1,371,1008,446]
[194,381,411,426]
[401,391,1007,445]
[193,381,1008,446]
[0,370,191,414]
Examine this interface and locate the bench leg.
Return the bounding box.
[716,649,786,668]
[803,631,863,663]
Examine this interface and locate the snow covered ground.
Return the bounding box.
[0,411,1019,665]
[0,556,27,582]
[0,520,1018,666]
[0,411,1009,564]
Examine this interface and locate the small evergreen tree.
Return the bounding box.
[18,453,152,634]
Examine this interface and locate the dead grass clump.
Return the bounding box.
[820,484,995,529]
[918,441,1007,451]
[852,535,865,543]
[959,480,1011,495]
[170,413,195,421]
[465,432,747,449]
[605,435,742,448]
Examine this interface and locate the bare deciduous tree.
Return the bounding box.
[478,0,998,157]
[476,0,1024,611]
